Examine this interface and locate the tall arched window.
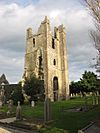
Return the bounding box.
[52,38,55,49]
[53,76,59,101]
[39,56,42,67]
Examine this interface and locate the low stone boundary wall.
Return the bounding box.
[78,122,94,133]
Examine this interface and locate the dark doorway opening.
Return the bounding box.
[53,77,59,101]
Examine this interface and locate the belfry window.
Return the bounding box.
[52,38,55,49]
[39,56,42,67]
[54,32,57,38]
[33,38,35,47]
[53,59,56,65]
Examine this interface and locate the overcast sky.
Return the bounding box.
[0,0,97,83]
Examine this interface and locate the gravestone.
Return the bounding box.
[96,95,99,105]
[31,101,35,107]
[16,101,22,120]
[44,97,52,122]
[7,99,13,115]
[0,101,2,108]
[0,88,6,105]
[0,88,5,108]
[92,93,96,105]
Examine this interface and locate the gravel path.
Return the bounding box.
[0,117,16,123]
[0,126,38,133]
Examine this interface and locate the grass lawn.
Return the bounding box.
[21,96,100,133]
[50,97,100,133]
[1,96,100,133]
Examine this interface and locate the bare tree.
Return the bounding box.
[86,0,100,49]
[90,29,100,51]
[85,0,100,77]
[86,0,100,23]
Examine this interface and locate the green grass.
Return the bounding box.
[1,96,100,133]
[51,105,100,133]
[22,102,44,119]
[21,97,100,133]
[0,105,8,112]
[50,97,100,133]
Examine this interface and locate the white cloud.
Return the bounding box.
[0,0,97,83]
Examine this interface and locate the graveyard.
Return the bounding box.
[0,72,100,133]
[0,0,100,133]
[0,95,100,133]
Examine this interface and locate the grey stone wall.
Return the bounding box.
[23,16,69,101]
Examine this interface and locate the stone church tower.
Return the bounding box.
[23,16,69,101]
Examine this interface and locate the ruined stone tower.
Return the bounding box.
[23,16,69,101]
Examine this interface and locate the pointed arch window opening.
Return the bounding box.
[53,76,59,101]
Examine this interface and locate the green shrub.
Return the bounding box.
[23,76,45,102]
[10,87,24,105]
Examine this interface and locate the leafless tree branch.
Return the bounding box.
[86,0,100,52]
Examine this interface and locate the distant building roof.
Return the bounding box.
[0,74,9,85]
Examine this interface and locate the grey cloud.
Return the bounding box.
[0,0,97,83]
[0,49,24,83]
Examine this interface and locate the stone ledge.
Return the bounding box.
[78,122,100,133]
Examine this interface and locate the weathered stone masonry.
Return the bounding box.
[23,16,69,101]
